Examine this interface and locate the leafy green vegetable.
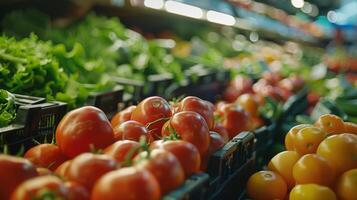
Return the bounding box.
[0,89,16,127]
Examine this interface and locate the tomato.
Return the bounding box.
[344,122,357,134]
[177,96,214,129]
[247,116,265,131]
[294,127,327,155]
[92,167,160,200]
[134,149,184,195]
[262,71,282,84]
[236,93,258,116]
[289,184,337,200]
[293,154,336,186]
[247,170,287,200]
[223,75,253,102]
[67,153,117,190]
[56,106,114,158]
[111,105,136,127]
[335,169,357,200]
[10,175,68,200]
[315,114,345,135]
[285,124,313,151]
[54,160,71,179]
[65,181,90,200]
[268,151,301,189]
[113,120,151,142]
[216,103,248,139]
[36,167,52,176]
[208,131,225,154]
[150,140,200,178]
[212,122,229,143]
[317,133,357,174]
[0,155,38,200]
[162,111,210,157]
[24,144,68,171]
[104,140,140,164]
[131,96,172,140]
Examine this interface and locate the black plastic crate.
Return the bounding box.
[147,73,174,98]
[13,94,46,105]
[311,99,348,121]
[163,173,209,200]
[86,86,124,118]
[282,87,309,117]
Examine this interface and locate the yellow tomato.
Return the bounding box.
[294,127,327,155]
[317,133,357,174]
[335,169,357,200]
[285,124,313,151]
[293,154,336,186]
[237,94,258,116]
[247,170,287,200]
[268,151,301,189]
[315,114,344,135]
[290,184,337,200]
[344,122,357,135]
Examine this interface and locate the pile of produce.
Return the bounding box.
[247,114,357,200]
[0,89,16,128]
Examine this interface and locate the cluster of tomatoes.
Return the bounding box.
[247,114,357,200]
[0,95,255,200]
[223,72,305,103]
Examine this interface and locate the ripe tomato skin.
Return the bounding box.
[56,106,114,158]
[65,181,90,200]
[317,133,357,174]
[212,122,229,143]
[10,175,69,200]
[216,103,248,139]
[344,122,357,134]
[0,155,38,200]
[150,140,201,178]
[246,170,287,200]
[177,96,215,130]
[103,140,140,164]
[162,111,210,157]
[113,120,151,142]
[335,169,357,200]
[131,96,172,140]
[134,149,185,195]
[36,167,52,176]
[293,154,336,186]
[54,160,71,179]
[289,184,337,200]
[285,124,313,151]
[208,131,225,154]
[91,167,161,200]
[294,127,327,155]
[67,153,117,190]
[24,144,68,171]
[268,151,301,189]
[315,114,345,135]
[111,105,136,127]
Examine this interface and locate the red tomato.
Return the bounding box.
[67,153,117,190]
[10,175,68,200]
[113,120,151,142]
[131,96,172,140]
[262,71,282,85]
[36,167,52,176]
[150,140,201,177]
[134,149,185,195]
[162,111,210,157]
[56,106,114,158]
[104,140,140,164]
[177,96,215,129]
[208,131,225,154]
[216,103,248,139]
[65,182,90,200]
[0,155,38,200]
[54,160,71,179]
[24,144,68,171]
[91,167,160,200]
[111,105,136,127]
[212,122,229,143]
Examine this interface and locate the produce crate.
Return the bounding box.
[253,124,276,169]
[282,87,309,117]
[311,99,348,121]
[163,173,209,200]
[206,131,255,200]
[86,86,124,118]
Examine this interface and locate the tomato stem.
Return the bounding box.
[145,117,171,130]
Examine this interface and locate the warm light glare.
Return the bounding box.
[291,0,304,8]
[165,1,204,19]
[144,0,164,9]
[206,10,236,26]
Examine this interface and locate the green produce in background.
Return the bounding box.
[0,89,16,128]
